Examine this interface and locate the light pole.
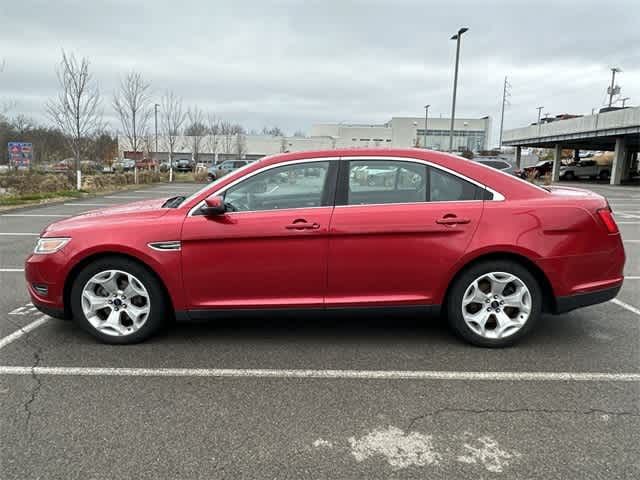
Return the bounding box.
[448,27,468,152]
[608,67,621,108]
[536,106,544,136]
[154,103,160,158]
[423,104,430,148]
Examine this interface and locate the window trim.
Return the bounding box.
[188,155,505,216]
[188,157,340,216]
[335,156,504,207]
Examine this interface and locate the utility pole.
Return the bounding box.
[423,104,430,148]
[536,106,544,136]
[449,27,468,152]
[498,76,511,148]
[154,103,160,158]
[608,67,621,108]
[621,97,630,107]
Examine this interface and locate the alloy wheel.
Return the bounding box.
[81,269,151,336]
[461,271,532,339]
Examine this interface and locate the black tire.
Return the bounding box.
[446,260,542,347]
[599,170,610,180]
[70,256,169,344]
[564,171,575,180]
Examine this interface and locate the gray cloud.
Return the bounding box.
[2,0,639,144]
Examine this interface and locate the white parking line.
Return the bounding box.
[0,214,68,218]
[625,276,640,280]
[0,233,39,236]
[63,203,115,207]
[610,298,640,316]
[0,316,49,350]
[0,268,24,272]
[104,196,156,200]
[0,365,637,381]
[624,240,640,243]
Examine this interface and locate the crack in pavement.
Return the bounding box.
[406,406,640,431]
[3,317,48,431]
[23,346,43,430]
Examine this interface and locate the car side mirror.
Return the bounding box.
[201,195,226,216]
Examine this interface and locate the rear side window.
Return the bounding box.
[347,160,427,205]
[429,167,480,202]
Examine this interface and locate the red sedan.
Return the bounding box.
[25,148,625,347]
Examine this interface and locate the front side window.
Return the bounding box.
[348,160,427,205]
[224,161,330,212]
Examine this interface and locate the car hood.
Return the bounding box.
[43,197,172,235]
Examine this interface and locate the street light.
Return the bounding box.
[154,103,160,158]
[448,27,468,152]
[423,105,430,149]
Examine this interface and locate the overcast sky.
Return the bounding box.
[1,0,639,146]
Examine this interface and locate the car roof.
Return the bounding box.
[233,148,548,201]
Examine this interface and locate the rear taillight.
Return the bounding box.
[596,208,619,234]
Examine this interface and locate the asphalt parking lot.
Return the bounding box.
[1,181,638,479]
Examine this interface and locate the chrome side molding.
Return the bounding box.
[147,241,181,251]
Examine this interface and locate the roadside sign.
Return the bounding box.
[7,142,33,168]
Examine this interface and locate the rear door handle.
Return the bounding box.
[285,222,320,230]
[436,217,471,225]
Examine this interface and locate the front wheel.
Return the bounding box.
[70,257,169,344]
[599,170,610,181]
[446,260,542,347]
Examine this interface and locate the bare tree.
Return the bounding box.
[46,51,103,188]
[235,132,247,160]
[113,71,152,157]
[206,113,220,164]
[160,90,185,173]
[293,130,306,137]
[0,58,15,115]
[262,125,284,136]
[11,115,34,135]
[185,106,207,163]
[220,120,234,155]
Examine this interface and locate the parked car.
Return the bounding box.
[121,159,136,171]
[26,148,625,347]
[559,160,610,181]
[517,160,554,179]
[207,159,253,181]
[175,159,193,173]
[135,158,158,170]
[474,157,515,175]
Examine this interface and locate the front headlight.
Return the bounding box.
[34,237,71,254]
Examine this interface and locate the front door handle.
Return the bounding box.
[436,217,471,225]
[285,221,320,230]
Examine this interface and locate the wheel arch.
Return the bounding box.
[443,251,556,313]
[63,251,176,320]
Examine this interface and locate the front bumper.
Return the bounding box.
[25,251,68,317]
[554,284,622,314]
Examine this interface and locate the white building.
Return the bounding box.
[118,115,491,163]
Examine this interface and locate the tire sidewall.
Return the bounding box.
[70,257,167,344]
[447,260,542,347]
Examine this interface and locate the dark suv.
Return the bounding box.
[175,159,193,172]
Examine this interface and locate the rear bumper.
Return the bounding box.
[554,284,622,314]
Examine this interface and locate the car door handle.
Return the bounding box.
[436,217,471,225]
[285,222,320,230]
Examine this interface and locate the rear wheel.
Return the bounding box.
[446,260,542,347]
[70,257,168,344]
[599,170,610,181]
[564,171,575,180]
